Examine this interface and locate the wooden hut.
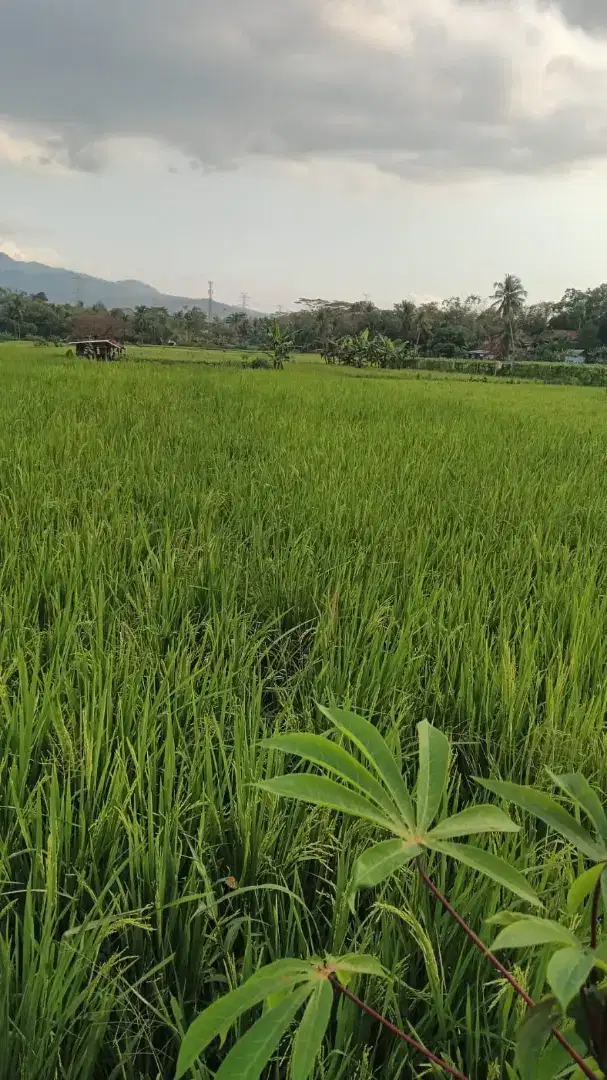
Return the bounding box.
[70,339,125,361]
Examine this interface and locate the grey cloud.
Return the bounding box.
[1,0,607,179]
[555,0,607,29]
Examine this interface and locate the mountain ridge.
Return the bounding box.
[0,253,261,317]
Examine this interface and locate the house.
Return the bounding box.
[69,339,125,361]
[468,349,498,360]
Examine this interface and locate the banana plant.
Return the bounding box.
[477,772,607,1075]
[259,706,539,909]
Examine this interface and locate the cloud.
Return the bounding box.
[1,0,607,179]
[0,239,63,266]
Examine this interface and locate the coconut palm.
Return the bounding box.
[491,274,527,358]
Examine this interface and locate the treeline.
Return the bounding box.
[4,275,607,360]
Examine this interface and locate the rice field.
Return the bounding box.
[1,345,607,1079]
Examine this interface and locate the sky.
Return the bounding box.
[1,0,607,310]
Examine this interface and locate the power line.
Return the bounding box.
[208,280,214,323]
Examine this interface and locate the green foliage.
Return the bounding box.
[176,954,387,1079]
[261,709,536,907]
[3,347,607,1077]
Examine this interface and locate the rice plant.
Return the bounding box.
[1,345,607,1077]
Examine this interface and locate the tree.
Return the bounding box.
[579,322,600,360]
[491,274,528,357]
[6,292,24,339]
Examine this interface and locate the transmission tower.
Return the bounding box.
[208,280,214,323]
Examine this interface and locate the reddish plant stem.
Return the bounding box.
[329,974,469,1080]
[417,863,601,1080]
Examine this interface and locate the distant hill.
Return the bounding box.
[0,253,260,317]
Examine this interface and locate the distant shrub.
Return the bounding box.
[65,348,74,359]
[250,355,272,370]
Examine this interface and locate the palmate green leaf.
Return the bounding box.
[331,954,389,979]
[478,779,605,862]
[349,839,421,904]
[257,775,396,831]
[429,805,520,841]
[515,998,559,1080]
[567,863,607,915]
[547,948,595,1011]
[548,772,607,849]
[291,981,333,1080]
[426,839,541,906]
[534,1026,588,1080]
[417,720,450,832]
[175,961,313,1079]
[319,706,415,829]
[492,917,580,952]
[215,983,313,1080]
[261,734,399,822]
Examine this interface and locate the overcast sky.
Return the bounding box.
[1,0,607,309]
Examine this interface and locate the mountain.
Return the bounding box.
[0,253,260,317]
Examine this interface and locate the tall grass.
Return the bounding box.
[1,347,606,1077]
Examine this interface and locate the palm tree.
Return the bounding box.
[491,274,527,358]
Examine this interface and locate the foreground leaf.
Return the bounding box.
[477,779,604,862]
[331,954,389,979]
[319,706,415,828]
[515,999,558,1080]
[535,1028,589,1080]
[427,839,541,906]
[175,961,311,1079]
[416,720,450,832]
[215,983,312,1080]
[429,805,520,840]
[547,948,595,1011]
[262,734,399,821]
[548,772,607,848]
[349,839,420,902]
[492,917,579,952]
[567,863,607,915]
[291,981,333,1080]
[258,775,395,831]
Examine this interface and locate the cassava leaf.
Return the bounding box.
[477,779,604,861]
[427,839,541,906]
[492,917,579,952]
[319,706,415,828]
[258,775,396,831]
[291,980,333,1080]
[548,772,607,849]
[349,839,420,903]
[332,954,389,978]
[429,805,520,840]
[567,863,607,915]
[214,983,312,1080]
[547,948,595,1011]
[515,999,559,1080]
[416,720,450,832]
[175,961,313,1079]
[262,734,399,822]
